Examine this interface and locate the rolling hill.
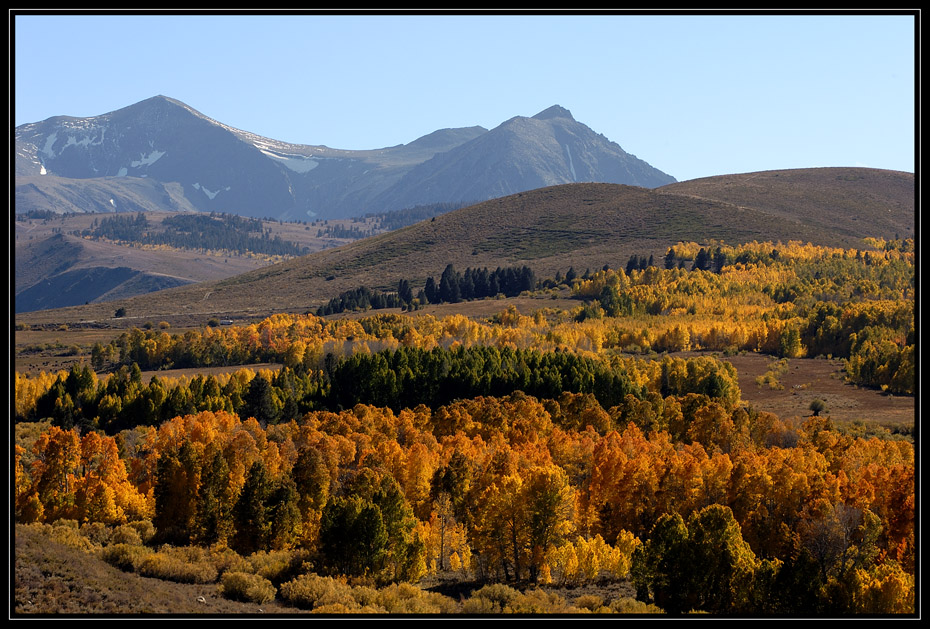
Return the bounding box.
[13,210,379,313]
[660,167,914,242]
[14,231,257,314]
[14,167,914,327]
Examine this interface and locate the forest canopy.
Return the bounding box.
[14,238,915,615]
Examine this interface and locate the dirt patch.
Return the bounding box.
[715,352,914,429]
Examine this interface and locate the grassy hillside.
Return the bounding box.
[658,167,914,241]
[14,522,292,615]
[14,167,914,327]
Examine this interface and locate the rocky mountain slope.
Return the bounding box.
[15,96,675,220]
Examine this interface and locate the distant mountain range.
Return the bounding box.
[15,96,676,220]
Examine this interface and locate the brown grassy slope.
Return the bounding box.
[16,233,264,289]
[13,524,291,615]
[658,167,914,241]
[14,212,372,315]
[14,211,363,291]
[15,168,914,327]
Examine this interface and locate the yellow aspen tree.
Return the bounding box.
[31,426,82,522]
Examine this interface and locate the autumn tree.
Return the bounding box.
[74,431,148,524]
[523,465,575,581]
[26,426,82,522]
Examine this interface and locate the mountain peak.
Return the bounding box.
[137,94,184,108]
[16,96,676,219]
[532,105,574,121]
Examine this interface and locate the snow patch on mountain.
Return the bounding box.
[63,129,106,150]
[260,149,320,173]
[564,144,577,182]
[192,182,230,200]
[130,150,166,168]
[41,132,58,158]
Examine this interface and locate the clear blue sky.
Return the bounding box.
[12,11,917,183]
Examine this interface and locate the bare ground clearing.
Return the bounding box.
[709,351,914,429]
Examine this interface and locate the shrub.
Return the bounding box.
[420,590,460,614]
[461,595,498,614]
[463,585,570,614]
[111,524,143,546]
[247,549,310,585]
[80,521,112,546]
[608,597,664,614]
[127,519,156,544]
[809,399,828,416]
[349,585,382,610]
[310,602,357,614]
[505,589,571,614]
[45,521,96,551]
[756,359,789,390]
[375,583,455,614]
[220,571,277,604]
[574,594,605,611]
[100,543,154,572]
[279,573,357,610]
[208,546,251,577]
[138,549,219,584]
[461,583,519,614]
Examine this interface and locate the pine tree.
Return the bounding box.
[693,247,710,271]
[267,472,302,550]
[398,279,413,306]
[713,247,726,273]
[195,444,232,545]
[231,460,271,555]
[153,441,201,545]
[440,264,461,303]
[424,277,439,304]
[244,374,278,426]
